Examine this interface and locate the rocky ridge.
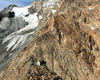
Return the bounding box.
[0,0,100,80]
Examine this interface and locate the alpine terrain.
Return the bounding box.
[0,0,100,80]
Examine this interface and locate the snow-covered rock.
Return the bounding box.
[43,0,59,8]
[51,9,57,14]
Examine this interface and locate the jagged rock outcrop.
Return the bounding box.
[0,0,100,80]
[0,5,17,21]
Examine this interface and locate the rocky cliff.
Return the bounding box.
[0,0,100,80]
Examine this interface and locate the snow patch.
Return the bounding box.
[23,13,42,25]
[11,35,26,50]
[16,13,42,34]
[12,6,31,17]
[91,27,95,30]
[3,34,27,51]
[6,37,18,50]
[89,7,94,10]
[43,0,59,8]
[12,6,42,28]
[39,15,43,20]
[51,10,57,14]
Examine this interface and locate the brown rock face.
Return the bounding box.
[29,14,100,80]
[0,0,100,80]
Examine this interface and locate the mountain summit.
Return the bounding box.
[0,0,100,80]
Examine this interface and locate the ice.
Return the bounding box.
[11,35,26,50]
[6,37,19,50]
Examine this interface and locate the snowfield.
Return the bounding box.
[2,5,42,51]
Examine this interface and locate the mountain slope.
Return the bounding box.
[0,0,100,80]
